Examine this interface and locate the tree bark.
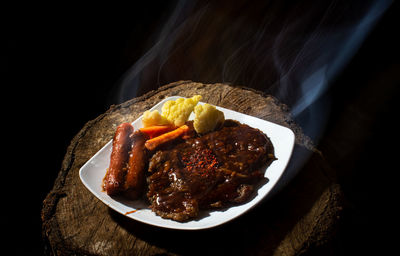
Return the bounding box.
[42,81,343,256]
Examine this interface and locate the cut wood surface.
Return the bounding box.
[42,81,343,256]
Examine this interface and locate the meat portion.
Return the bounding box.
[103,123,134,195]
[147,120,275,221]
[123,131,149,200]
[103,124,149,199]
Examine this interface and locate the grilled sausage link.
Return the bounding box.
[104,122,134,195]
[123,130,149,200]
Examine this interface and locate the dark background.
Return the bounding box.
[5,1,398,255]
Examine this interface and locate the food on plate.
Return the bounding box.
[193,103,225,134]
[141,95,202,127]
[103,122,134,195]
[102,96,275,222]
[161,95,202,127]
[142,110,171,127]
[123,130,149,199]
[103,124,150,200]
[139,125,175,139]
[144,124,190,151]
[147,120,275,221]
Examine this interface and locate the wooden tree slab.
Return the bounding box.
[42,81,343,255]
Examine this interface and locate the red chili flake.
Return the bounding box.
[182,148,219,177]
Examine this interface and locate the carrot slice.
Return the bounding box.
[139,125,175,139]
[145,125,189,150]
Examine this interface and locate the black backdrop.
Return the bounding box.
[5,1,399,255]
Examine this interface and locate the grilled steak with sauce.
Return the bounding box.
[147,120,275,222]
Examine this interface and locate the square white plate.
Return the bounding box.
[79,96,295,230]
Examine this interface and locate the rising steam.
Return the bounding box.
[115,0,392,142]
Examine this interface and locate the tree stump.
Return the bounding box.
[42,81,343,255]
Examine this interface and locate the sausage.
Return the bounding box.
[104,123,134,195]
[123,130,149,199]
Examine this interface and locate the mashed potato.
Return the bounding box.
[193,103,225,134]
[142,110,171,127]
[161,95,202,127]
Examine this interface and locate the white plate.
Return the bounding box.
[79,96,295,230]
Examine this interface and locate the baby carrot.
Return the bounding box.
[139,125,175,139]
[145,125,189,150]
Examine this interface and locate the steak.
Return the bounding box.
[146,120,275,221]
